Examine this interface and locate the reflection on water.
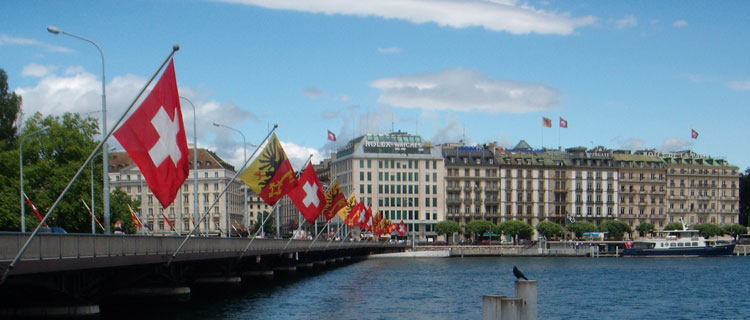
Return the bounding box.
[101,257,750,319]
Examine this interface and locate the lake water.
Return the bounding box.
[103,256,750,319]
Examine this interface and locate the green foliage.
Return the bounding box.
[110,189,141,234]
[465,220,494,239]
[693,223,725,239]
[636,222,655,237]
[435,220,461,243]
[0,69,22,149]
[535,221,564,240]
[723,224,748,240]
[0,112,102,232]
[664,221,684,231]
[252,211,275,236]
[566,221,598,239]
[598,220,632,240]
[499,220,533,242]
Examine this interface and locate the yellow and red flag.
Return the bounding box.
[337,192,358,222]
[239,134,299,206]
[346,201,365,228]
[127,204,143,228]
[321,181,347,221]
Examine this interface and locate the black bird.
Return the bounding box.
[513,266,528,281]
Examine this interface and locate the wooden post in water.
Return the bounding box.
[482,295,505,320]
[515,280,538,320]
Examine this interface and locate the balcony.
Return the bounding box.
[485,198,499,205]
[447,198,461,205]
[463,198,473,205]
[446,185,461,192]
[485,186,499,192]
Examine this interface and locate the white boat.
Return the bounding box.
[622,228,734,257]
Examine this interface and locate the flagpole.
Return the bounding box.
[168,124,277,266]
[239,201,280,260]
[2,46,180,284]
[306,220,331,253]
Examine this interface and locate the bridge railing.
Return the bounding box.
[0,232,397,262]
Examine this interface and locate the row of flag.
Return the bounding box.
[543,116,699,140]
[110,58,405,237]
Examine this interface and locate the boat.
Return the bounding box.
[622,227,735,257]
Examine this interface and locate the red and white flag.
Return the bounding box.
[691,129,699,139]
[542,117,552,128]
[397,220,407,236]
[559,117,568,128]
[114,60,189,208]
[288,162,327,224]
[327,130,337,142]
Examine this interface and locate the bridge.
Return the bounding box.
[0,232,404,317]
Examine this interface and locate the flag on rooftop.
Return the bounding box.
[542,117,552,128]
[238,133,298,206]
[327,130,337,142]
[559,117,568,128]
[288,162,327,224]
[114,59,189,208]
[691,129,699,139]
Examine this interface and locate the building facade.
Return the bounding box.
[331,131,445,242]
[109,148,245,237]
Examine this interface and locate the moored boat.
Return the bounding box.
[622,228,735,257]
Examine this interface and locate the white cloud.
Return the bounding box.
[370,68,563,113]
[336,94,349,101]
[672,20,688,28]
[15,66,256,159]
[612,137,645,150]
[430,113,467,144]
[615,15,637,29]
[302,87,325,99]
[657,138,693,152]
[378,47,402,54]
[728,81,750,91]
[22,63,56,77]
[218,0,597,35]
[280,140,322,170]
[0,34,71,53]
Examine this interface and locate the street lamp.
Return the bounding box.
[213,122,247,237]
[180,97,199,235]
[19,126,49,232]
[47,25,111,234]
[90,148,115,233]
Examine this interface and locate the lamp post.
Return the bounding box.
[19,126,49,232]
[213,122,247,238]
[90,148,115,233]
[47,26,111,234]
[180,97,199,235]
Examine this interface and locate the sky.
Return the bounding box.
[1,1,749,171]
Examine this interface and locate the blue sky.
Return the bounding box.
[2,1,749,171]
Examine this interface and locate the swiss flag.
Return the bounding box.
[691,129,699,139]
[288,162,327,224]
[397,220,407,236]
[114,60,189,208]
[327,130,337,142]
[559,117,568,128]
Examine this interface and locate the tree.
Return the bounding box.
[566,221,598,240]
[0,112,102,232]
[435,220,461,244]
[109,189,141,234]
[636,222,655,238]
[499,220,533,243]
[465,220,494,241]
[664,221,684,231]
[740,168,750,226]
[723,224,748,241]
[693,223,724,239]
[535,221,563,240]
[0,69,22,149]
[598,220,632,241]
[252,211,274,237]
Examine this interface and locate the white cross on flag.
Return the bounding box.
[114,59,189,208]
[289,162,327,224]
[397,220,407,236]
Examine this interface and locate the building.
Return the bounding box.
[108,148,245,237]
[661,151,740,227]
[567,147,620,225]
[611,151,668,231]
[443,144,500,225]
[331,131,445,242]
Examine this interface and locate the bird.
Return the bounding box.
[513,266,528,281]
